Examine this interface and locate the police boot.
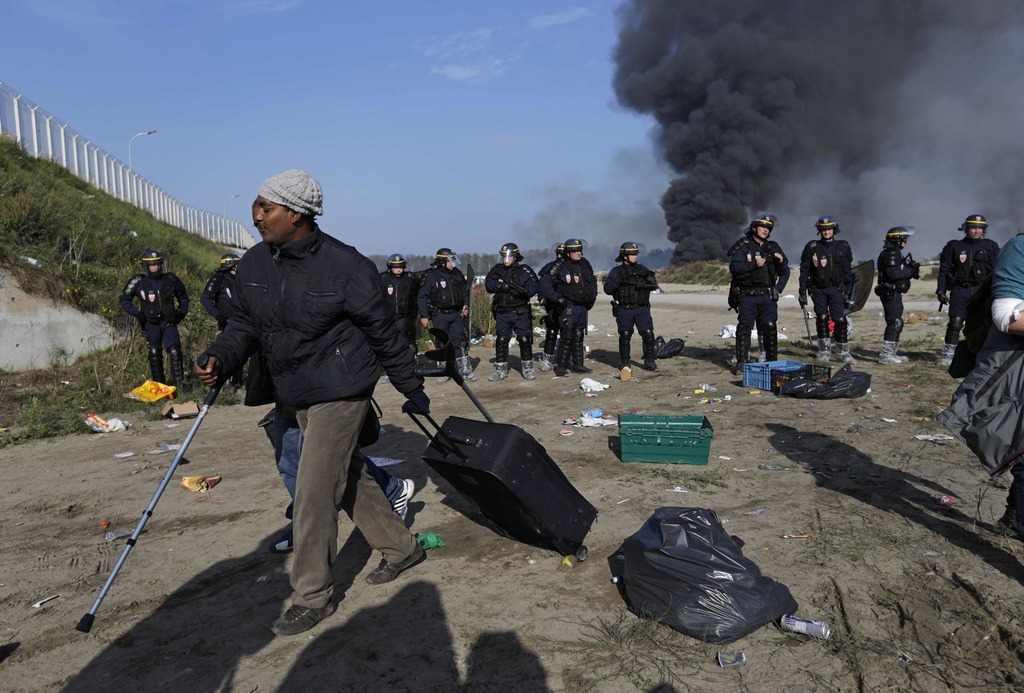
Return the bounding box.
[759,324,778,362]
[878,340,907,364]
[457,354,478,382]
[640,330,659,371]
[435,361,451,383]
[490,339,509,381]
[553,334,571,377]
[570,328,591,373]
[618,332,632,370]
[488,362,508,381]
[147,347,166,384]
[521,360,536,380]
[537,350,554,372]
[937,342,956,367]
[733,327,751,375]
[168,347,185,393]
[815,338,831,363]
[835,342,857,364]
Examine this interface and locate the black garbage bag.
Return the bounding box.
[620,507,797,644]
[653,335,686,359]
[778,363,871,399]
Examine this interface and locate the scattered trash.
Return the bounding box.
[699,383,718,392]
[616,498,632,504]
[105,531,132,542]
[619,366,633,381]
[936,495,954,506]
[162,401,199,419]
[718,456,732,461]
[782,534,810,539]
[31,594,60,608]
[559,429,573,436]
[722,395,732,401]
[914,434,954,442]
[164,423,181,428]
[562,416,578,425]
[145,448,169,455]
[694,388,706,394]
[84,413,128,433]
[780,614,831,640]
[126,379,176,402]
[667,486,689,493]
[99,519,110,528]
[580,378,610,392]
[899,383,913,389]
[882,418,899,423]
[899,655,912,665]
[582,408,603,418]
[742,508,766,516]
[757,464,789,471]
[179,475,221,492]
[415,531,445,550]
[113,451,136,459]
[718,651,746,667]
[561,555,574,567]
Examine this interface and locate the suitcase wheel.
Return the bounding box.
[574,545,589,562]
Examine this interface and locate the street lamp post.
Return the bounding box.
[223,193,240,218]
[128,129,156,171]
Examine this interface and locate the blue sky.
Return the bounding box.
[1,1,672,255]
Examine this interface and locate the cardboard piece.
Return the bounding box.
[162,401,199,420]
[619,366,633,382]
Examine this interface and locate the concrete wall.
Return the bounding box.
[0,270,116,371]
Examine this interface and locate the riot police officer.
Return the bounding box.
[484,242,540,381]
[200,253,240,331]
[536,244,564,371]
[936,214,1000,366]
[539,238,598,377]
[604,241,661,372]
[119,249,190,389]
[875,227,920,364]
[799,216,857,364]
[417,248,477,381]
[728,214,790,372]
[380,253,420,355]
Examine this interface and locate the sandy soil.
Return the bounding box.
[1,285,1022,692]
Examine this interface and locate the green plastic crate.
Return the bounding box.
[617,414,714,464]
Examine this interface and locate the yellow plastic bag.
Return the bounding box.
[126,380,177,402]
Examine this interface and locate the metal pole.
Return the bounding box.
[128,129,156,171]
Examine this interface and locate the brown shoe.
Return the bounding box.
[365,544,426,585]
[270,602,336,636]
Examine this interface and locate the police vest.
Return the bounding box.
[802,239,851,289]
[423,267,467,311]
[733,237,783,289]
[488,263,536,311]
[946,238,999,286]
[202,271,236,321]
[125,274,183,323]
[877,246,911,294]
[611,264,657,307]
[380,271,415,317]
[551,258,597,304]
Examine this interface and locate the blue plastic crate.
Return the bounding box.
[742,360,804,390]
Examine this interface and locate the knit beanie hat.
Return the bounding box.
[258,169,324,217]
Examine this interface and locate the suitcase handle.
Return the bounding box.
[406,412,470,461]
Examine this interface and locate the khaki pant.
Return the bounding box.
[292,399,416,608]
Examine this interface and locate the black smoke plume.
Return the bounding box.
[613,1,1024,263]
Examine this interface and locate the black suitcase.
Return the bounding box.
[420,416,596,560]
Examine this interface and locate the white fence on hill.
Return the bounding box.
[0,82,254,249]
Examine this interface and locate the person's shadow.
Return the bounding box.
[765,423,1024,583]
[278,582,549,690]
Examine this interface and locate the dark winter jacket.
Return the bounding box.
[119,273,189,325]
[207,227,422,408]
[539,257,598,308]
[485,262,539,311]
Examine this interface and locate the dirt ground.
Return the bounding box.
[2,284,1023,692]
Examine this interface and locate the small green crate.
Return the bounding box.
[617,414,714,465]
[742,360,804,390]
[771,364,832,394]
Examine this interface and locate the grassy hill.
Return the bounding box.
[0,136,232,445]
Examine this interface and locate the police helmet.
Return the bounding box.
[551,243,565,258]
[434,247,458,267]
[386,253,407,269]
[499,242,523,262]
[749,213,777,233]
[959,214,988,232]
[140,249,164,276]
[563,238,585,254]
[884,227,913,244]
[815,216,840,234]
[617,241,641,262]
[219,253,240,271]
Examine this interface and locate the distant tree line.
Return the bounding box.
[365,244,674,276]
